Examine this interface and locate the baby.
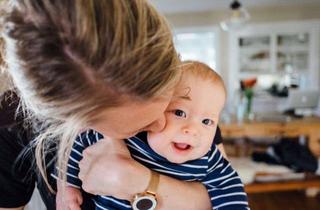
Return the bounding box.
[56,61,249,210]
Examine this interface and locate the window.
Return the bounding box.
[173,28,219,72]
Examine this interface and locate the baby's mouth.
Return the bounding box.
[173,142,191,151]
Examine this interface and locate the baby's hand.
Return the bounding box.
[56,183,83,210]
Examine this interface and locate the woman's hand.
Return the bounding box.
[78,138,150,200]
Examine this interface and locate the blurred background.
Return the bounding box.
[1,1,320,210]
[150,1,320,210]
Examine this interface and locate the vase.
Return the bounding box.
[244,88,254,120]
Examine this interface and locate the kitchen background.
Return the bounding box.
[151,1,320,209]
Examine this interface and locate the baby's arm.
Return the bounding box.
[56,180,83,210]
[55,130,101,209]
[202,145,249,210]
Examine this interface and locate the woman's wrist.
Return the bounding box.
[126,160,211,210]
[155,174,211,210]
[128,159,152,197]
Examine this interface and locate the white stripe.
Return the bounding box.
[180,163,207,169]
[86,130,92,146]
[69,156,80,164]
[67,163,79,171]
[132,154,199,176]
[208,146,218,162]
[213,201,248,209]
[218,176,241,187]
[74,140,84,148]
[71,148,83,157]
[185,178,198,181]
[154,168,191,176]
[220,163,231,174]
[216,163,223,169]
[131,154,178,171]
[78,134,84,146]
[127,144,156,161]
[207,154,222,173]
[94,201,111,210]
[132,155,206,177]
[207,183,244,192]
[155,168,205,177]
[203,170,237,184]
[66,171,79,179]
[66,182,81,189]
[127,138,156,161]
[56,166,79,179]
[206,178,241,190]
[51,173,58,180]
[211,192,247,200]
[95,131,100,141]
[100,196,131,208]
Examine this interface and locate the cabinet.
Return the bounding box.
[228,20,320,99]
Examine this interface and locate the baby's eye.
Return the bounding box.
[174,109,187,118]
[202,119,214,126]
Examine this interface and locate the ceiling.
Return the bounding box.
[151,0,320,14]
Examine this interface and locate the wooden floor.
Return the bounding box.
[248,190,320,210]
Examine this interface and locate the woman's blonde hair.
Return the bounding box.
[1,0,179,191]
[0,39,11,94]
[0,1,12,94]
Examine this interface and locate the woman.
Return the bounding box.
[0,90,225,210]
[0,1,224,209]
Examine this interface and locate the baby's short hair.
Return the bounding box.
[180,60,226,94]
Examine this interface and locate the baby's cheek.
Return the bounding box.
[198,138,215,156]
[147,133,164,153]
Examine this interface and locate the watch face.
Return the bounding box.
[132,195,157,210]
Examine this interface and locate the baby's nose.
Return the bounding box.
[182,124,199,137]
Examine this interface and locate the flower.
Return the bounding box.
[240,78,257,116]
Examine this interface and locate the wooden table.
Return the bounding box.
[244,175,320,193]
[220,115,320,193]
[220,116,320,156]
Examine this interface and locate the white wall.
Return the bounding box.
[25,188,46,210]
[164,3,320,94]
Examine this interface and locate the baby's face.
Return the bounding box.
[147,73,226,164]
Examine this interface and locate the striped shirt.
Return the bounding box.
[65,130,249,210]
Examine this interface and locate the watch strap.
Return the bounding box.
[146,170,159,195]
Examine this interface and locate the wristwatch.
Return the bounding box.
[132,170,160,210]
